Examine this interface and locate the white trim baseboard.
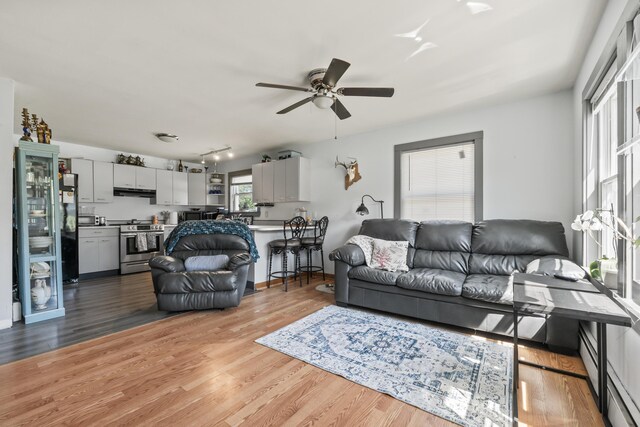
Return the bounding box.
[0,318,12,330]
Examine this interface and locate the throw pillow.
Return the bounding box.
[184,255,230,272]
[525,256,586,281]
[346,235,375,266]
[370,239,409,272]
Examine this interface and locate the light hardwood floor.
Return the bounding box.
[0,273,602,426]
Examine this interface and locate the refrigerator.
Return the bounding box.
[59,173,78,284]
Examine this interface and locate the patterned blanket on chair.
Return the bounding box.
[164,220,259,261]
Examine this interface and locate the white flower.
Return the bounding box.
[588,218,603,231]
[582,210,594,221]
[571,215,584,231]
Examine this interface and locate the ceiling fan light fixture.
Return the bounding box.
[155,133,179,143]
[312,95,334,109]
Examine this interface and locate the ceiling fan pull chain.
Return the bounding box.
[334,101,338,140]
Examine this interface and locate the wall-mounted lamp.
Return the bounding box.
[356,194,384,218]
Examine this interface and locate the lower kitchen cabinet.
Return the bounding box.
[79,228,120,274]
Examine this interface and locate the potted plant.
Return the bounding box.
[571,208,640,289]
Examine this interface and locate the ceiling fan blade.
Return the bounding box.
[331,98,351,120]
[339,87,395,97]
[276,96,314,114]
[322,58,351,87]
[256,82,313,92]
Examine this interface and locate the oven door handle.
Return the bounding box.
[121,232,165,237]
[121,233,137,238]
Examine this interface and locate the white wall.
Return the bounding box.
[221,89,575,274]
[0,78,15,329]
[12,136,206,222]
[573,1,640,424]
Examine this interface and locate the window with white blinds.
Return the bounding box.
[394,132,482,222]
[400,142,475,222]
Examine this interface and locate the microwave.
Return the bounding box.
[78,214,99,226]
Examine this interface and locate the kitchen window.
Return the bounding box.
[394,132,483,222]
[228,169,257,213]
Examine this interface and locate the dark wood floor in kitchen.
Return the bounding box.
[0,273,176,365]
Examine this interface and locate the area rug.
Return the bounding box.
[256,305,512,427]
[314,283,334,294]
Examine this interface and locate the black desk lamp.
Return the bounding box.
[356,194,384,219]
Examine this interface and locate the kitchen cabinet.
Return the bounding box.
[78,228,119,274]
[113,164,136,188]
[252,162,274,204]
[172,172,188,205]
[188,173,206,206]
[114,164,156,190]
[92,161,114,203]
[70,158,94,203]
[253,158,309,204]
[136,167,156,190]
[155,170,173,205]
[285,157,310,202]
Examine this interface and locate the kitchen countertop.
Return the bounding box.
[248,225,283,232]
[78,225,120,229]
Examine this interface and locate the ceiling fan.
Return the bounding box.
[256,58,394,120]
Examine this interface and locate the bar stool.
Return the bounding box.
[299,216,329,284]
[267,216,307,291]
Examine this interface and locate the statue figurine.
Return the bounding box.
[36,119,47,144]
[43,121,52,144]
[19,108,32,142]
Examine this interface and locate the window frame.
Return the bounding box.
[393,131,483,221]
[581,12,640,314]
[227,168,260,216]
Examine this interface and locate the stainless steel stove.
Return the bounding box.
[119,224,165,274]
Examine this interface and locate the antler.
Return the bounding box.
[335,156,348,169]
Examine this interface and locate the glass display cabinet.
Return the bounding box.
[15,142,65,323]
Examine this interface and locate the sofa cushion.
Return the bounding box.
[412,221,471,274]
[396,268,465,296]
[348,266,401,286]
[359,219,418,247]
[157,271,237,293]
[184,255,229,272]
[469,220,569,275]
[462,274,513,305]
[415,220,473,252]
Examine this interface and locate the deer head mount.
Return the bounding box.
[335,156,362,190]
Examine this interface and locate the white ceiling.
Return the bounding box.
[0,0,605,160]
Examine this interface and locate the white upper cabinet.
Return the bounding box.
[252,157,310,204]
[285,157,309,202]
[172,172,188,205]
[252,164,263,204]
[70,159,94,203]
[155,169,173,205]
[114,164,156,190]
[188,173,206,206]
[113,164,136,188]
[136,167,156,190]
[92,161,114,203]
[273,161,286,203]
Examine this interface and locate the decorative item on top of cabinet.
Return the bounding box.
[178,160,183,172]
[335,156,361,190]
[116,153,145,166]
[19,108,53,144]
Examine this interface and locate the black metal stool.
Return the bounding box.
[267,216,306,291]
[299,216,329,284]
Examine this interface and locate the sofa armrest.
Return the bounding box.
[228,253,252,270]
[149,256,185,273]
[329,244,366,267]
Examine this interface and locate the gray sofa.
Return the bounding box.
[149,234,252,311]
[330,219,580,351]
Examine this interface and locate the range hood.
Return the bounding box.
[113,187,156,198]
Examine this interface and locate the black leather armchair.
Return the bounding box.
[150,234,253,311]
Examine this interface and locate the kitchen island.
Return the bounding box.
[247,224,284,287]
